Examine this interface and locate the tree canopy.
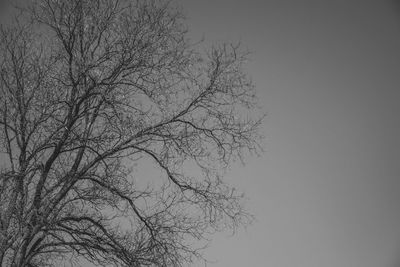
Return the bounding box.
[0,0,263,266]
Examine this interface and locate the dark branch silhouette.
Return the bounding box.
[0,0,263,266]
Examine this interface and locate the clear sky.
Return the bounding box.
[1,1,400,267]
[176,0,400,267]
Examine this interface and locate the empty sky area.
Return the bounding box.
[178,0,400,266]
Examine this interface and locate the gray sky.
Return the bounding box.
[177,0,400,266]
[1,0,400,266]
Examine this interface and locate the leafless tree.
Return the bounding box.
[0,0,263,266]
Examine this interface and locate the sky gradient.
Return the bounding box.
[1,0,400,266]
[177,0,400,266]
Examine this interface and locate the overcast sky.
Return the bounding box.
[1,1,400,267]
[177,0,400,267]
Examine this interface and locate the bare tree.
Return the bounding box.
[0,0,263,266]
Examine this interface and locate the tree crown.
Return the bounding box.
[0,0,263,266]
